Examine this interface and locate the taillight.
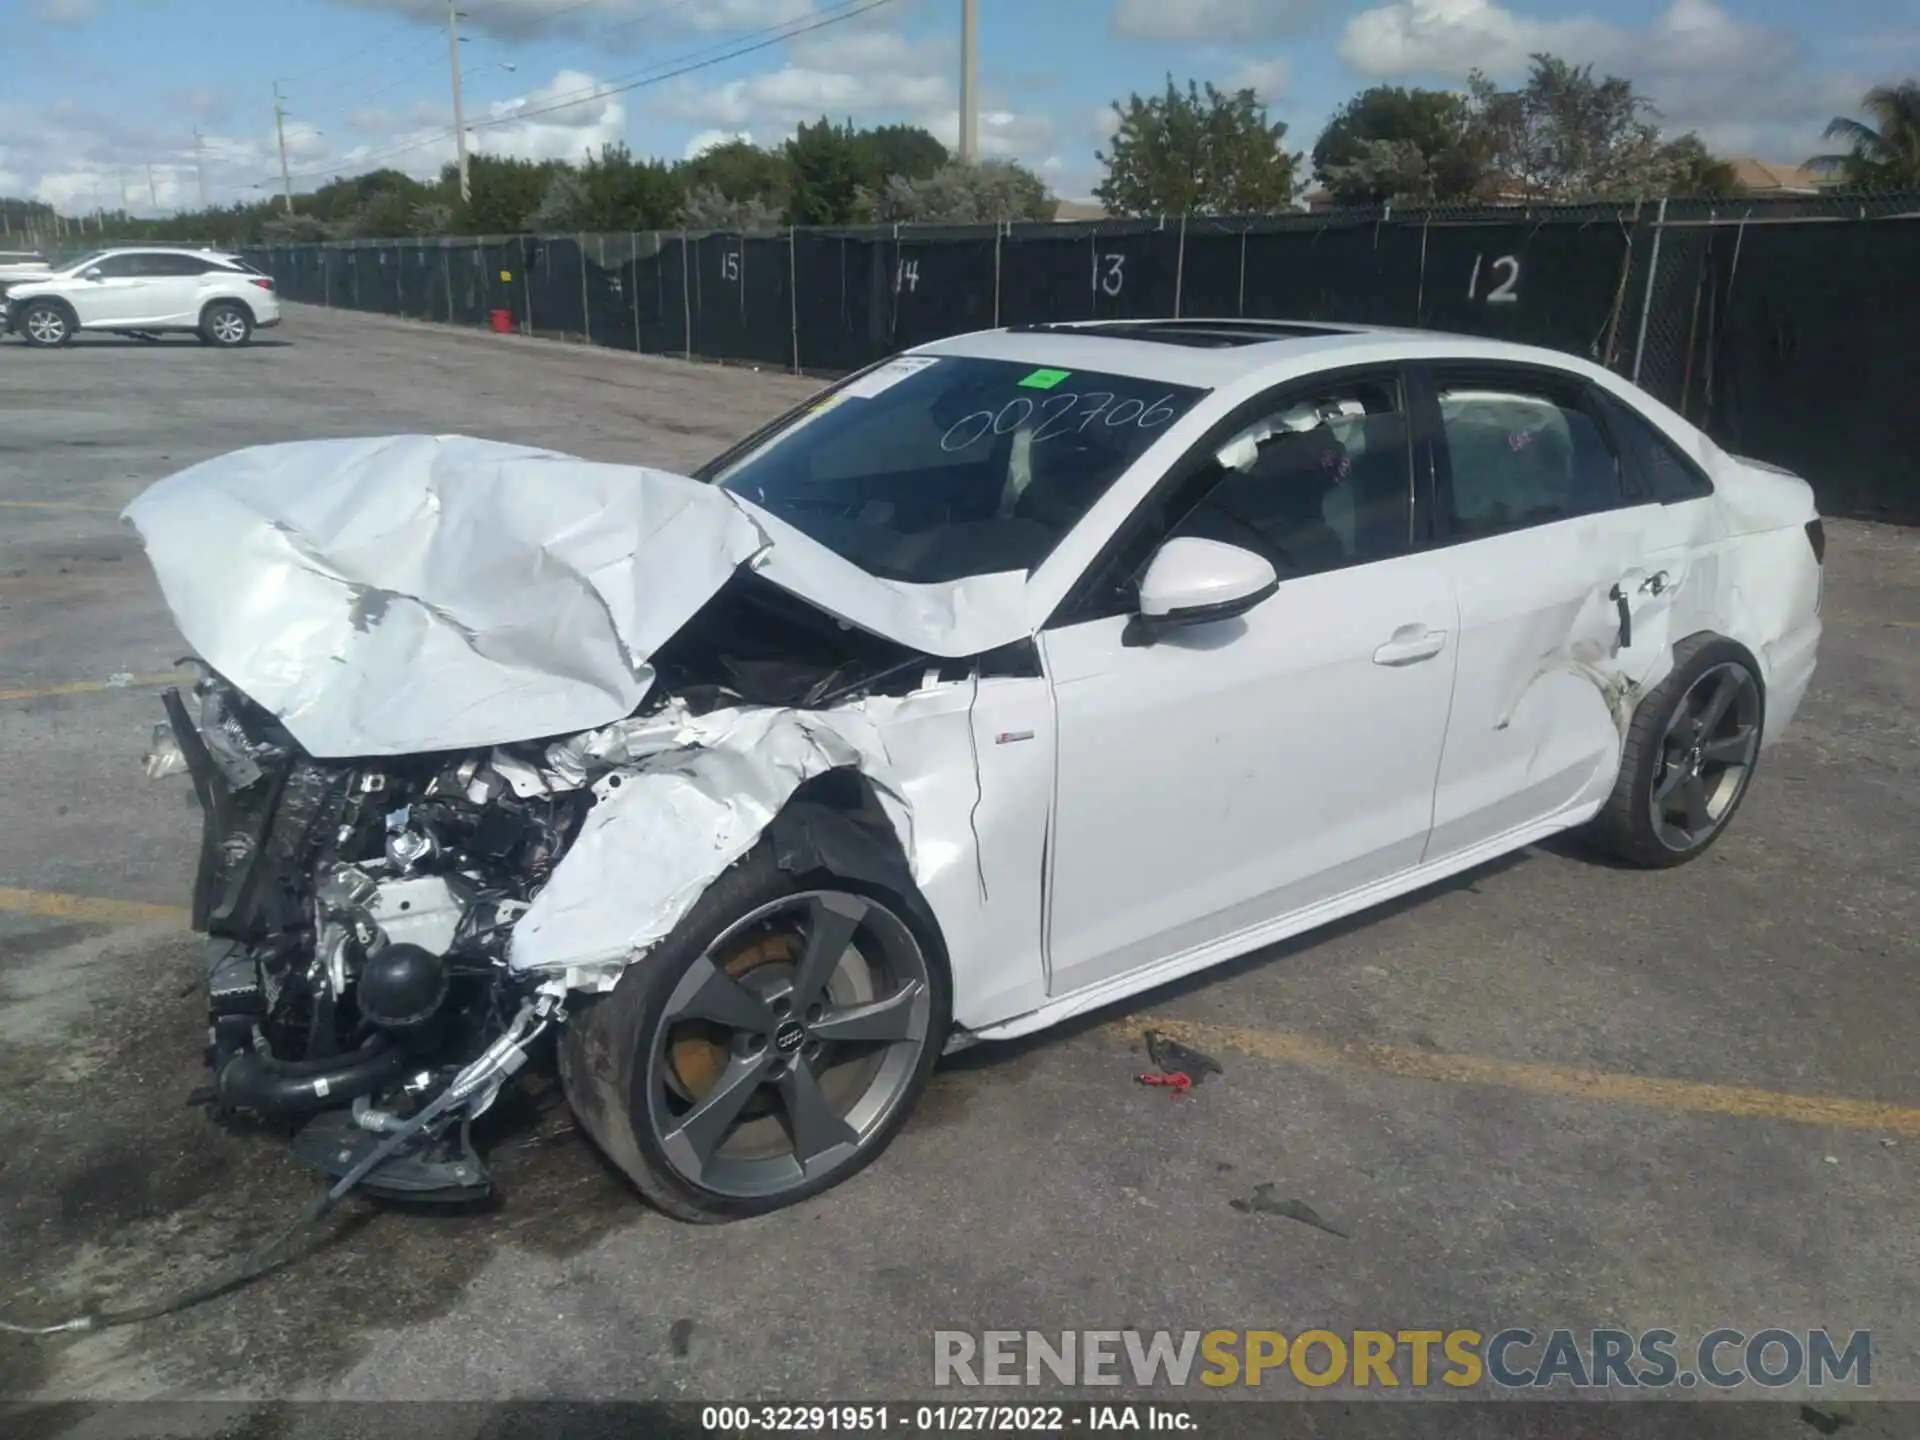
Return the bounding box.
[249,277,274,291]
[1805,518,1825,565]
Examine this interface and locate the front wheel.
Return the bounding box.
[18,301,73,348]
[199,302,252,347]
[560,841,948,1222]
[1586,634,1766,868]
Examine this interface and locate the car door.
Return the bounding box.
[1039,367,1461,998]
[66,253,148,325]
[143,253,214,324]
[1410,361,1686,864]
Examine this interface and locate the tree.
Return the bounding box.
[1312,86,1484,204]
[1809,80,1920,188]
[867,159,1055,223]
[455,154,562,235]
[1658,133,1743,197]
[1095,76,1299,216]
[854,124,949,188]
[785,117,872,225]
[1465,54,1673,201]
[677,138,792,213]
[679,184,786,229]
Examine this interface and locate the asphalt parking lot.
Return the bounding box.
[1,306,1916,1428]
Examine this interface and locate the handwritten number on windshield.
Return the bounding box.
[940,392,1180,453]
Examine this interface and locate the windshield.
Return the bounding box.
[707,355,1206,584]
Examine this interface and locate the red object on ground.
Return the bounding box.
[490,308,514,334]
[1136,1071,1193,1094]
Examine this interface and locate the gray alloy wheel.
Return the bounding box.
[1587,633,1767,869]
[201,303,252,347]
[20,301,72,347]
[642,888,935,1202]
[1648,661,1763,854]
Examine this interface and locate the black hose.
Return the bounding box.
[216,1035,419,1117]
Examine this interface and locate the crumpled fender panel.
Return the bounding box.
[507,704,915,992]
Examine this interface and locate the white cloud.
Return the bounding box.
[684,129,754,160]
[1111,0,1317,42]
[1225,57,1291,103]
[1338,0,1611,77]
[32,0,98,22]
[1337,0,1847,161]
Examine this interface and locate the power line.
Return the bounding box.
[469,0,898,135]
[261,0,897,188]
[279,8,432,85]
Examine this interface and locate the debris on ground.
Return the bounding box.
[1143,1029,1224,1085]
[1135,1071,1193,1095]
[1799,1404,1854,1435]
[1230,1182,1349,1238]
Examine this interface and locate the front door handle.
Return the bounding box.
[1373,626,1448,666]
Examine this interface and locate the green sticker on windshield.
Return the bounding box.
[1018,367,1072,390]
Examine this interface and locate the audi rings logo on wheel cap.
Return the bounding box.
[774,1020,807,1053]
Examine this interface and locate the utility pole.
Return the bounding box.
[447,1,470,204]
[194,126,210,208]
[958,0,978,162]
[147,162,159,211]
[273,82,295,214]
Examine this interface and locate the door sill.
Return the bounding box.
[969,802,1601,1042]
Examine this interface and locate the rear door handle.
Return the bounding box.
[1373,626,1448,666]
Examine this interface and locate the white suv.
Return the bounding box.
[3,246,282,349]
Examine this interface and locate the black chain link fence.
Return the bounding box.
[239,190,1920,522]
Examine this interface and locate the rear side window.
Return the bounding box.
[1433,370,1626,538]
[1598,392,1715,503]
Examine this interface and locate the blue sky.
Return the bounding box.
[5,0,1915,215]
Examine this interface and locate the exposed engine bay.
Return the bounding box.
[146,570,950,1204]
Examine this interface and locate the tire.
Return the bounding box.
[199,302,252,348]
[18,300,74,348]
[559,836,950,1222]
[1586,633,1767,869]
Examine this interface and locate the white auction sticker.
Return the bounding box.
[838,355,940,399]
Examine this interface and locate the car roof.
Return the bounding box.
[910,318,1608,391]
[92,245,236,258]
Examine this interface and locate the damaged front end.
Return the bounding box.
[156,666,590,1203]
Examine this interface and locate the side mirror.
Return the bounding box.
[82,268,103,281]
[1124,537,1278,647]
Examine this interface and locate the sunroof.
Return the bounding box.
[1010,319,1355,348]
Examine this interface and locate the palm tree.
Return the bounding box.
[1808,80,1920,188]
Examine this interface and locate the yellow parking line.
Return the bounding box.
[0,499,121,513]
[0,671,187,702]
[0,887,189,925]
[2,882,1912,1138]
[1108,1015,1920,1137]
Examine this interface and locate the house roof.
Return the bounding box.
[1728,159,1826,194]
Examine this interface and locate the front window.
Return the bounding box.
[58,251,108,274]
[706,355,1207,584]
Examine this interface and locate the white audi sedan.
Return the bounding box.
[129,318,1823,1220]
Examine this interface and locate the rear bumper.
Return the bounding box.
[257,312,282,329]
[1761,617,1821,750]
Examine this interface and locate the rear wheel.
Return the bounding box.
[199,302,252,347]
[560,842,948,1221]
[18,301,73,348]
[1587,634,1766,868]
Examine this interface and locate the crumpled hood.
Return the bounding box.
[122,434,1031,758]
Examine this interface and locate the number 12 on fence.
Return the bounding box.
[1468,253,1522,304]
